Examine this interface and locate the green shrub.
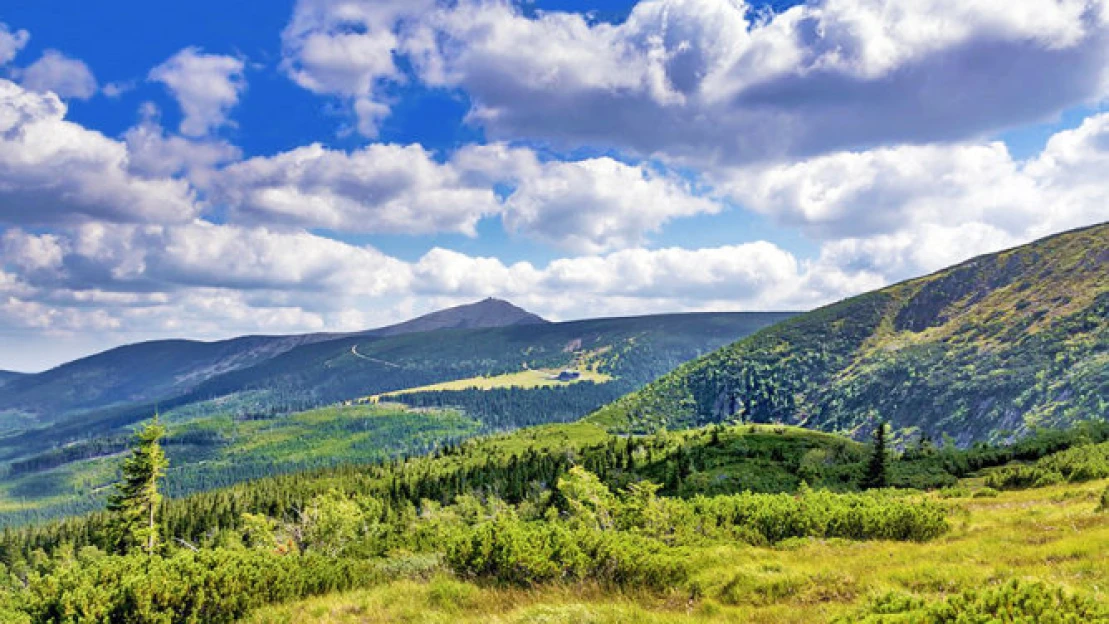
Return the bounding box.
[986,442,1109,490]
[971,487,999,498]
[841,579,1109,623]
[686,488,948,544]
[445,517,688,589]
[937,487,971,499]
[10,549,401,624]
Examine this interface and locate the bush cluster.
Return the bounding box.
[445,517,688,589]
[445,469,947,587]
[845,579,1109,623]
[0,549,430,624]
[985,442,1109,490]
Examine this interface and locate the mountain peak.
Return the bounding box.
[366,298,548,337]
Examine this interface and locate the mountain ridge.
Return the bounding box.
[0,298,547,422]
[589,222,1109,444]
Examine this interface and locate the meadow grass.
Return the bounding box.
[246,477,1109,623]
[370,368,613,400]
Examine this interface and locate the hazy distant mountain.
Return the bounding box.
[367,298,548,336]
[0,372,24,388]
[0,298,544,424]
[590,223,1109,444]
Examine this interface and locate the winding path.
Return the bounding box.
[350,345,402,368]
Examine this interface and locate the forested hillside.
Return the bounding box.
[0,298,545,430]
[0,416,1105,622]
[591,223,1109,444]
[0,312,790,521]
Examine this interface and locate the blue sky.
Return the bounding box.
[0,0,1107,371]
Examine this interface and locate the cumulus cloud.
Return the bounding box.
[149,48,246,136]
[19,216,865,310]
[491,153,720,253]
[282,0,1109,163]
[281,0,437,136]
[2,222,410,295]
[211,143,502,235]
[18,50,98,99]
[0,69,721,255]
[0,23,30,66]
[714,112,1109,280]
[208,141,721,249]
[0,79,200,226]
[124,115,241,180]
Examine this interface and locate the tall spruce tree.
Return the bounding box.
[107,415,168,554]
[864,420,889,489]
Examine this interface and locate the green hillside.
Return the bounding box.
[0,298,546,432]
[590,223,1109,443]
[0,312,790,521]
[0,416,1105,622]
[0,404,481,524]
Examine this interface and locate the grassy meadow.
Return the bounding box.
[370,368,614,401]
[247,476,1109,623]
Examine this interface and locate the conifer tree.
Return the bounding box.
[107,415,168,554]
[864,420,889,489]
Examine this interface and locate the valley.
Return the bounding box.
[0,309,791,522]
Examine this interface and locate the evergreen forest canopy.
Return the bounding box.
[591,223,1109,444]
[0,311,789,523]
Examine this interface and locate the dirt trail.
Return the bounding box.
[350,345,402,368]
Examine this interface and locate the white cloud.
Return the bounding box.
[496,154,720,253]
[149,48,246,136]
[0,79,200,226]
[208,141,721,249]
[124,116,241,179]
[714,112,1109,281]
[18,50,98,99]
[283,0,1109,163]
[6,220,822,310]
[101,81,136,98]
[1,229,65,275]
[281,0,436,137]
[211,143,502,235]
[0,23,29,66]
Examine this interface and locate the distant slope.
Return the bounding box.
[185,313,792,413]
[0,312,791,517]
[0,298,545,426]
[0,372,23,388]
[0,335,328,430]
[590,223,1109,444]
[0,313,791,460]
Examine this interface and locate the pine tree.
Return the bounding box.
[107,415,168,554]
[864,420,889,489]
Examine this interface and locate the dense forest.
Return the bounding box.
[0,312,791,520]
[592,223,1109,444]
